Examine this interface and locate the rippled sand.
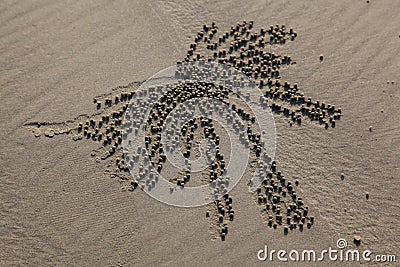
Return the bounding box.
[1,0,399,266]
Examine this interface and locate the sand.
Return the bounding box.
[1,0,399,266]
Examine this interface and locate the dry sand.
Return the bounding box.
[1,0,399,266]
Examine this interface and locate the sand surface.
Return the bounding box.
[1,0,399,266]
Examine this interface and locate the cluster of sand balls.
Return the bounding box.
[256,161,314,233]
[26,21,344,239]
[125,82,237,238]
[143,81,231,187]
[184,20,342,128]
[206,193,234,240]
[139,80,261,239]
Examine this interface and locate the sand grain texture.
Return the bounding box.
[1,0,399,266]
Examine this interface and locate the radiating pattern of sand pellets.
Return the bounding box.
[25,21,341,240]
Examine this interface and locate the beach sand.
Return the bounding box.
[1,0,399,266]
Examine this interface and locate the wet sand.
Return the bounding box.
[1,0,399,266]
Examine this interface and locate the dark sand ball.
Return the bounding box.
[354,235,362,245]
[220,232,226,240]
